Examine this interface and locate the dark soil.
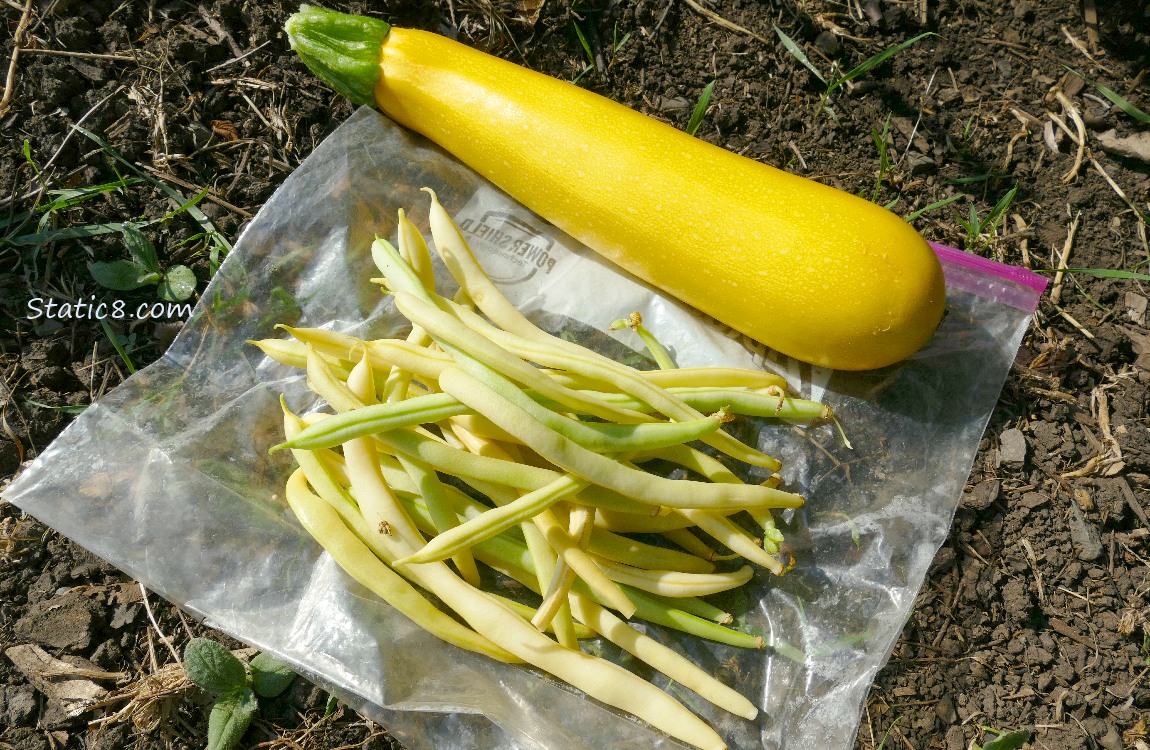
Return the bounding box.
[2,1,1149,749]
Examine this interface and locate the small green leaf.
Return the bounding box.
[832,32,936,90]
[184,638,249,696]
[207,687,258,750]
[686,81,716,137]
[980,728,1031,750]
[250,652,296,698]
[905,194,964,222]
[23,399,88,415]
[121,225,161,272]
[158,265,197,301]
[773,24,826,84]
[88,260,161,291]
[572,21,594,66]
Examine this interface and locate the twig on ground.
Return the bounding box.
[1060,25,1114,74]
[139,582,183,666]
[1050,211,1082,304]
[140,166,254,219]
[1052,305,1096,340]
[0,0,35,119]
[1055,92,1087,183]
[21,48,135,62]
[1019,537,1046,604]
[205,40,273,73]
[681,0,771,45]
[1012,214,1031,267]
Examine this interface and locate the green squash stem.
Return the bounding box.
[285,5,390,107]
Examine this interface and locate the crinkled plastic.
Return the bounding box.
[4,108,1047,750]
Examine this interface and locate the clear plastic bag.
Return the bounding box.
[4,108,1047,750]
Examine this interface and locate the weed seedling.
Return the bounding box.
[973,726,1031,750]
[686,81,716,137]
[773,26,934,117]
[905,194,964,224]
[957,186,1017,253]
[870,114,893,203]
[184,638,296,750]
[571,20,631,84]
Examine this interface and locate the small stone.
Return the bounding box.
[945,725,965,750]
[1083,107,1110,129]
[814,31,840,57]
[998,429,1027,466]
[1020,491,1049,509]
[1098,728,1123,750]
[1068,503,1103,560]
[963,479,1001,511]
[1127,292,1147,325]
[907,151,937,175]
[1,685,39,726]
[1096,129,1150,164]
[13,590,102,651]
[935,694,958,724]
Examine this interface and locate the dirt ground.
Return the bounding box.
[2,0,1148,749]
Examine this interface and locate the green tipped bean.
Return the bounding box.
[395,475,589,567]
[439,366,803,511]
[396,453,482,587]
[438,295,782,471]
[595,558,754,598]
[394,290,651,424]
[608,312,676,370]
[584,526,716,574]
[625,587,764,650]
[272,392,470,452]
[440,337,728,454]
[396,208,436,291]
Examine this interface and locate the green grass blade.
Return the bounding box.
[983,185,1017,231]
[43,178,139,213]
[99,318,137,374]
[572,22,595,66]
[24,399,88,415]
[905,194,964,222]
[9,221,150,246]
[1065,66,1150,124]
[1037,267,1150,281]
[831,32,935,90]
[72,125,233,253]
[613,30,632,54]
[686,81,716,136]
[773,24,826,84]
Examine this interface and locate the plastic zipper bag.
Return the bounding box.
[4,108,1047,750]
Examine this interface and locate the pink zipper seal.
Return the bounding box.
[930,242,1048,313]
